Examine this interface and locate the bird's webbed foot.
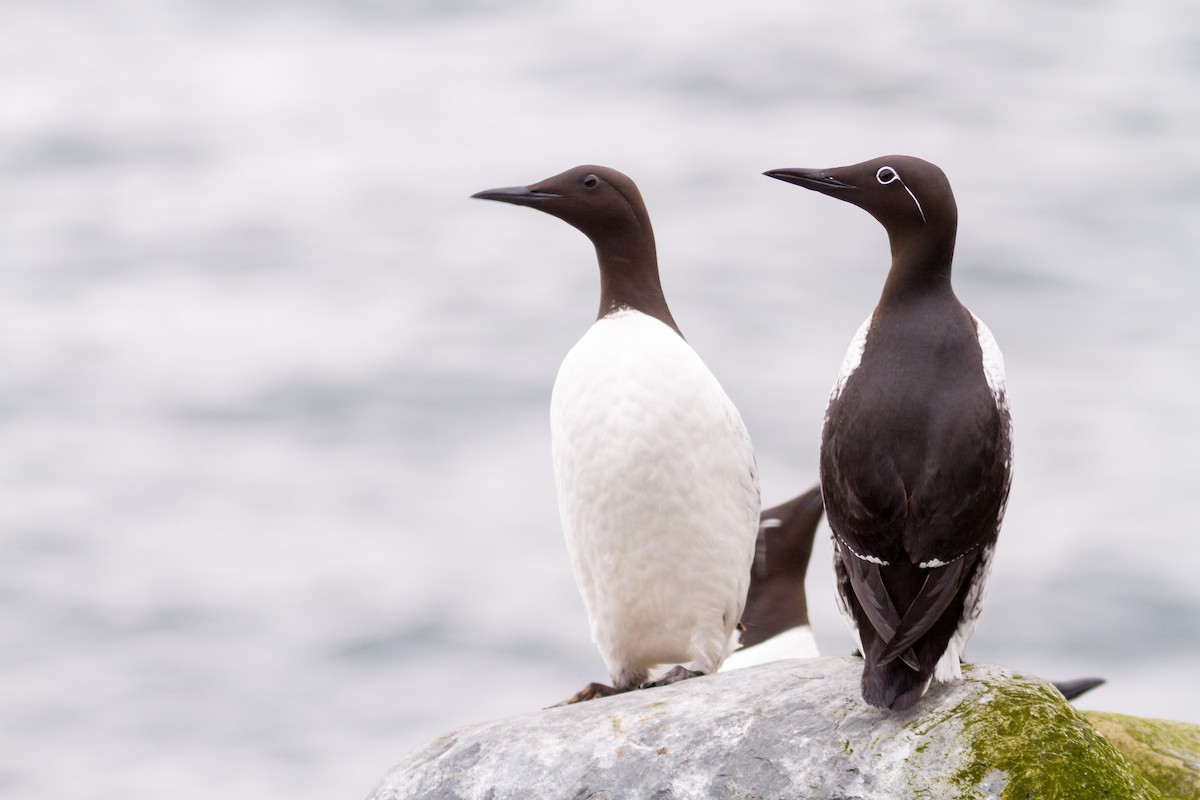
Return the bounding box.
[639,665,705,689]
[551,681,629,707]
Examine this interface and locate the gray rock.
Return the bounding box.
[370,656,1163,800]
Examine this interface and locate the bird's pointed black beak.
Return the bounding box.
[470,185,561,207]
[763,168,854,193]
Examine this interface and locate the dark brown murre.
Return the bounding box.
[765,156,1013,711]
[473,166,760,704]
[742,487,824,648]
[722,486,824,671]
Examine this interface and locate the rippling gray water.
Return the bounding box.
[2,1,1198,797]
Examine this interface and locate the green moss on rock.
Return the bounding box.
[945,665,1165,799]
[1085,711,1200,800]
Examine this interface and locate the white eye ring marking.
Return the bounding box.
[876,165,926,223]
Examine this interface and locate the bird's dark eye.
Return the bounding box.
[583,174,599,188]
[876,166,898,185]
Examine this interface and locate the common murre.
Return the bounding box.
[473,166,760,703]
[765,156,1013,711]
[722,486,823,671]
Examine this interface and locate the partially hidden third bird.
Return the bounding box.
[765,156,1013,711]
[472,166,760,703]
[722,486,824,671]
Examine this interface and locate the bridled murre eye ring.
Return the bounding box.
[876,165,926,223]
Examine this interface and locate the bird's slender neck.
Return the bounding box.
[879,227,957,305]
[594,228,682,337]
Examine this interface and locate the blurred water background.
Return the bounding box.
[2,0,1198,797]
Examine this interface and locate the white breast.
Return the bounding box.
[719,626,819,671]
[551,309,760,685]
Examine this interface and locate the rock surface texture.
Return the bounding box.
[371,657,1181,800]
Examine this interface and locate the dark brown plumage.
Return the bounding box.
[767,156,1012,711]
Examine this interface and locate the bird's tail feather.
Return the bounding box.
[861,659,932,712]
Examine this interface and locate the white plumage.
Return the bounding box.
[551,308,760,688]
[829,313,873,404]
[719,626,819,672]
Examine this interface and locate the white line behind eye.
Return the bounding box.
[876,165,926,223]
